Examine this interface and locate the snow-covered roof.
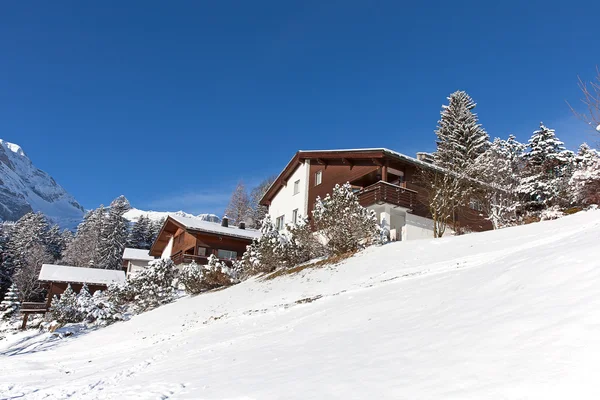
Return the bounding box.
[38,264,126,286]
[169,214,261,240]
[122,248,156,261]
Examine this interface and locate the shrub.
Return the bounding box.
[312,183,380,255]
[129,258,178,312]
[0,283,20,320]
[179,257,235,294]
[51,285,83,324]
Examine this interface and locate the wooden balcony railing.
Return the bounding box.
[170,251,235,267]
[357,180,416,209]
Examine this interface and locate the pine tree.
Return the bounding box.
[435,91,490,172]
[519,123,573,208]
[312,183,380,255]
[474,135,526,228]
[148,218,164,248]
[51,285,83,324]
[128,215,150,249]
[97,196,131,270]
[129,258,177,312]
[0,222,15,299]
[0,283,20,320]
[224,182,251,225]
[569,143,600,205]
[62,207,105,267]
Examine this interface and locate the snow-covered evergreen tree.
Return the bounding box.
[312,183,380,255]
[474,135,526,228]
[519,123,574,208]
[62,206,105,267]
[129,258,178,312]
[97,196,130,269]
[5,213,53,300]
[51,285,83,324]
[148,218,164,248]
[85,290,123,325]
[179,256,235,294]
[435,91,490,172]
[128,215,151,249]
[286,216,325,265]
[224,181,251,225]
[569,143,600,205]
[0,222,15,299]
[0,283,20,320]
[236,215,291,277]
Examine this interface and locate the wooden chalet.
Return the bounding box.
[149,214,261,266]
[260,148,492,240]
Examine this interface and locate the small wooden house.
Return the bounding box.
[122,248,157,277]
[150,214,261,265]
[38,264,127,307]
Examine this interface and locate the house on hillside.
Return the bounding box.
[150,214,261,265]
[122,248,157,277]
[260,148,492,240]
[38,264,126,307]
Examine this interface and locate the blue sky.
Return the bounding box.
[1,1,599,215]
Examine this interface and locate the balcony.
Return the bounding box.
[170,251,235,267]
[357,180,416,210]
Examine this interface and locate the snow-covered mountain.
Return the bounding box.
[123,208,221,223]
[2,211,600,398]
[0,139,84,229]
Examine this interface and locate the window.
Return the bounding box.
[217,249,237,260]
[469,198,483,212]
[197,247,207,257]
[293,179,300,195]
[315,170,322,186]
[292,209,298,225]
[275,215,285,230]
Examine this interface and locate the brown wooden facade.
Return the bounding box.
[149,217,254,265]
[261,149,492,233]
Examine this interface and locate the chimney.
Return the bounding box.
[416,152,434,164]
[221,215,229,227]
[239,221,246,230]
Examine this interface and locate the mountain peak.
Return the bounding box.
[0,138,84,229]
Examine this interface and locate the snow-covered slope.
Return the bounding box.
[124,207,221,223]
[2,211,600,399]
[0,139,84,229]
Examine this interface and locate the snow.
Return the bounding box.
[38,264,126,286]
[2,211,600,399]
[122,248,156,262]
[596,124,600,132]
[124,208,221,223]
[170,213,261,240]
[0,139,84,229]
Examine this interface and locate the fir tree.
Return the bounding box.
[51,285,83,324]
[0,283,20,320]
[128,215,151,249]
[97,196,131,270]
[312,183,380,255]
[569,143,600,205]
[62,206,105,267]
[519,123,573,207]
[224,181,251,225]
[435,91,490,172]
[129,258,178,312]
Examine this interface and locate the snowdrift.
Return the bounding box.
[2,211,600,399]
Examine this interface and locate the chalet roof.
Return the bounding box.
[260,148,444,205]
[122,248,156,262]
[169,214,262,240]
[38,264,126,286]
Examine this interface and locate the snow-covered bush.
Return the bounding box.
[539,206,565,221]
[569,144,600,206]
[85,291,123,325]
[285,217,326,265]
[129,258,178,312]
[179,256,235,294]
[51,285,84,324]
[236,215,291,277]
[107,282,136,307]
[0,283,20,320]
[312,183,380,255]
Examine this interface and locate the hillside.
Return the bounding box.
[0,139,84,229]
[1,211,600,399]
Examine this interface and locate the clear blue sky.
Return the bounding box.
[1,1,599,215]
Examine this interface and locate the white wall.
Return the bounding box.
[267,161,310,229]
[161,236,174,259]
[404,213,452,240]
[126,260,151,278]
